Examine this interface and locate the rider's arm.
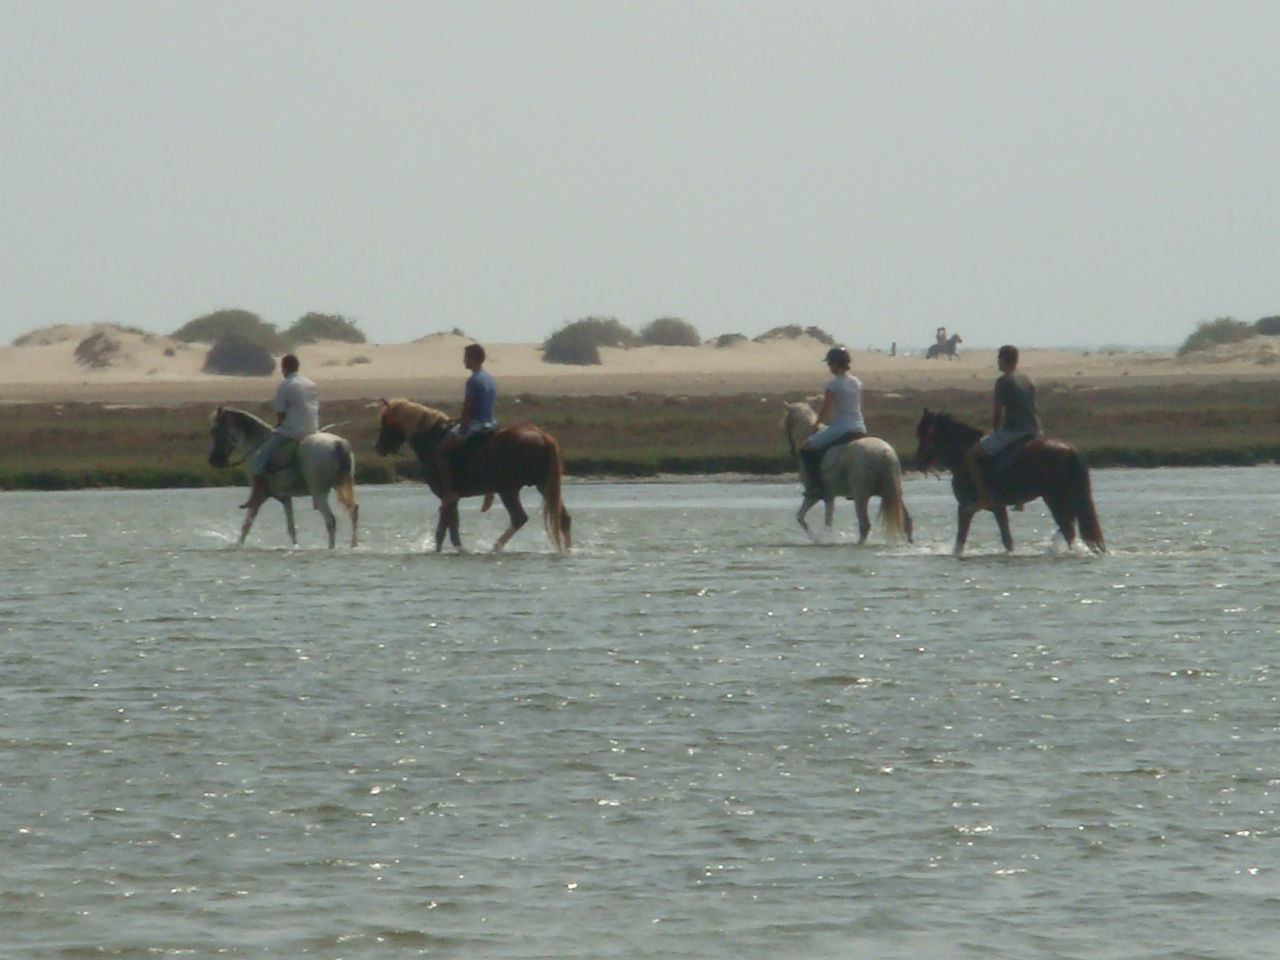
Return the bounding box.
[815,389,835,426]
[458,394,475,434]
[991,383,1004,432]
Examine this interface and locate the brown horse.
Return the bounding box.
[915,409,1105,555]
[374,398,571,553]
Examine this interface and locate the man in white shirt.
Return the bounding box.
[242,353,319,507]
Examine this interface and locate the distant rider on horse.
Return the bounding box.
[436,342,498,509]
[965,344,1041,511]
[243,353,318,507]
[799,346,867,500]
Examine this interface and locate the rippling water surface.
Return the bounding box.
[3,469,1278,958]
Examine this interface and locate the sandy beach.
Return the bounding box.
[3,324,1280,405]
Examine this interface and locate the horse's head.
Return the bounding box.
[915,407,941,472]
[375,398,453,456]
[374,399,406,455]
[780,400,818,457]
[208,407,238,467]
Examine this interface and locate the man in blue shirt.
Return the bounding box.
[436,343,497,508]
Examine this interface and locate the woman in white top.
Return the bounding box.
[799,347,867,498]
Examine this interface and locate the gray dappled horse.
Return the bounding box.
[208,407,359,548]
[781,401,913,544]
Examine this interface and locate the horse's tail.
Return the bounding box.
[332,440,357,501]
[1070,451,1106,553]
[332,439,354,480]
[878,449,908,543]
[540,431,570,554]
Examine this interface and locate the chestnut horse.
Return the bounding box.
[374,399,571,553]
[915,408,1105,555]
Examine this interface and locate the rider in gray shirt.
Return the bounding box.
[965,344,1041,511]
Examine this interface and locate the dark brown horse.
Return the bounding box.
[915,409,1105,555]
[374,398,571,553]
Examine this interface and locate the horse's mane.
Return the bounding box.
[383,398,452,435]
[928,410,982,444]
[214,406,269,431]
[781,401,819,457]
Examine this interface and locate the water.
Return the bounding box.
[2,469,1277,958]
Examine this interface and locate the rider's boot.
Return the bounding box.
[800,447,826,499]
[964,445,996,512]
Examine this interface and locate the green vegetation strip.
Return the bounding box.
[1,382,1277,491]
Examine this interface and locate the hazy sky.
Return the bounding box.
[3,1,1278,350]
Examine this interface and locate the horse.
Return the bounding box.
[927,333,962,359]
[914,408,1105,555]
[208,407,359,548]
[781,401,913,544]
[373,398,571,554]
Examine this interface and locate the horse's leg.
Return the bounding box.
[992,506,1014,552]
[903,506,914,544]
[433,505,449,552]
[492,490,528,552]
[314,494,337,550]
[823,496,836,533]
[448,501,463,550]
[238,502,261,546]
[795,493,820,539]
[1043,495,1077,550]
[854,497,871,544]
[953,503,974,556]
[282,497,298,547]
[333,477,359,547]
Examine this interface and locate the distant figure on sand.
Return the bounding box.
[927,327,962,359]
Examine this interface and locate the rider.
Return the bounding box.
[435,342,498,508]
[965,344,1041,511]
[243,353,319,506]
[799,346,867,499]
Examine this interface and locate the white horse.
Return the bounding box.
[781,401,913,543]
[208,407,359,548]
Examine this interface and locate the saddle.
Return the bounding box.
[447,427,496,488]
[264,437,302,473]
[984,434,1033,482]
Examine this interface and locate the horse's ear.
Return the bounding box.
[380,397,389,407]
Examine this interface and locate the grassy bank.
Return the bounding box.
[1,381,1278,491]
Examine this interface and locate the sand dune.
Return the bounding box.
[2,324,1277,405]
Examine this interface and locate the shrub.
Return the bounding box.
[752,324,836,345]
[639,316,701,346]
[542,324,601,365]
[284,312,366,345]
[1254,316,1280,336]
[203,336,276,375]
[1177,317,1254,356]
[754,324,803,342]
[713,333,748,347]
[172,309,281,350]
[74,331,121,368]
[541,316,638,364]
